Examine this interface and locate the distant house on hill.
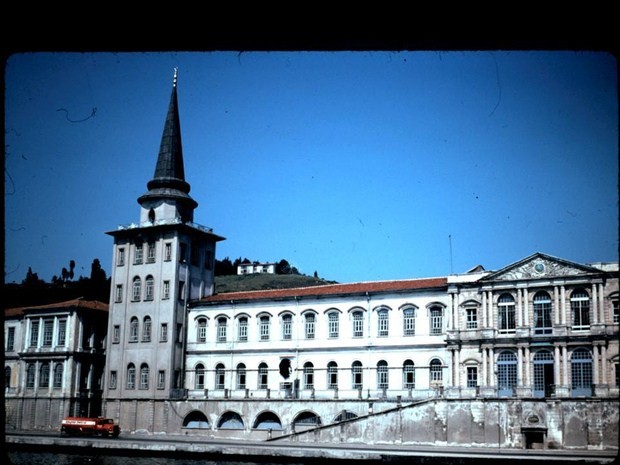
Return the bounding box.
[237,262,276,275]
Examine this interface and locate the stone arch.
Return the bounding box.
[253,411,283,430]
[217,410,245,430]
[183,410,210,429]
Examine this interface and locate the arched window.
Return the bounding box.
[142,316,152,342]
[533,350,554,397]
[237,316,248,342]
[303,362,314,389]
[217,317,227,342]
[281,314,292,340]
[403,359,415,389]
[26,363,35,388]
[571,289,590,330]
[377,360,388,389]
[533,291,552,334]
[497,351,517,396]
[258,363,268,389]
[197,317,207,343]
[140,363,149,389]
[145,275,154,300]
[327,361,338,389]
[352,361,363,389]
[429,358,443,384]
[304,313,316,339]
[571,348,593,396]
[328,311,339,338]
[132,276,142,301]
[253,411,283,430]
[293,411,321,427]
[183,411,209,429]
[215,363,225,389]
[53,363,63,389]
[129,317,139,342]
[217,411,244,430]
[352,310,364,338]
[377,308,389,337]
[195,364,205,389]
[334,410,358,422]
[39,363,50,388]
[402,306,416,336]
[498,294,516,333]
[429,306,443,335]
[126,363,136,389]
[236,363,246,389]
[259,315,270,341]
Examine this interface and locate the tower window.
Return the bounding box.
[164,243,172,261]
[147,242,156,263]
[117,248,125,266]
[134,243,143,264]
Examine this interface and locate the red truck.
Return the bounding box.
[60,416,120,437]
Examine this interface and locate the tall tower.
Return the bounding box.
[103,70,224,409]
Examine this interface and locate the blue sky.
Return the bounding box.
[4,51,618,284]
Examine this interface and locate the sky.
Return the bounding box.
[4,51,618,284]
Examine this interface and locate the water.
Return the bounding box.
[7,451,302,465]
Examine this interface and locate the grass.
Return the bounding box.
[214,273,337,294]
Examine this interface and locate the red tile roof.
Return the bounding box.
[4,298,108,317]
[200,277,447,303]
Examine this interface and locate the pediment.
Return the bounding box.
[483,253,601,282]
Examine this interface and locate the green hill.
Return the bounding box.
[214,273,337,294]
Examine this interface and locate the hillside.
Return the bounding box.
[214,273,337,294]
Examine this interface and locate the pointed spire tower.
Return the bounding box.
[104,70,224,407]
[138,68,197,224]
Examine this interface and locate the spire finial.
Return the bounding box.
[173,67,178,87]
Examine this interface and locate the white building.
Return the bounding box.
[237,263,276,275]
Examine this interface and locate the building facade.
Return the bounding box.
[5,72,617,450]
[4,299,109,431]
[237,262,276,275]
[97,73,619,450]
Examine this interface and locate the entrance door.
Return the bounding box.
[533,350,554,398]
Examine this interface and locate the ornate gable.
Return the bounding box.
[483,253,601,282]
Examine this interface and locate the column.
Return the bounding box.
[553,286,560,325]
[524,347,531,386]
[560,286,567,325]
[592,345,599,385]
[517,347,523,385]
[454,292,460,330]
[489,347,495,386]
[601,345,608,385]
[599,283,605,323]
[482,348,487,386]
[561,346,568,387]
[592,283,598,325]
[554,345,561,389]
[482,293,487,328]
[523,289,529,326]
[487,291,493,328]
[517,289,523,327]
[455,348,461,387]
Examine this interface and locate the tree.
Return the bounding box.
[22,267,45,289]
[276,259,291,275]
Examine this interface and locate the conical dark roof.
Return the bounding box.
[138,70,197,210]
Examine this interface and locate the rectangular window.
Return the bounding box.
[282,316,292,340]
[466,308,478,329]
[157,370,165,389]
[328,313,339,338]
[147,242,156,263]
[467,366,478,388]
[7,327,15,351]
[179,243,187,263]
[42,320,54,346]
[205,250,213,270]
[53,364,63,388]
[238,318,248,342]
[305,315,315,339]
[353,312,364,338]
[109,371,117,390]
[132,279,141,301]
[430,308,443,335]
[162,280,170,299]
[30,320,39,347]
[403,309,415,336]
[160,323,168,342]
[113,325,121,344]
[190,245,200,266]
[134,243,143,264]
[115,284,123,303]
[260,317,270,341]
[258,366,268,389]
[57,319,67,346]
[164,242,172,261]
[614,299,619,324]
[39,364,50,388]
[117,247,125,266]
[217,321,227,342]
[378,311,389,337]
